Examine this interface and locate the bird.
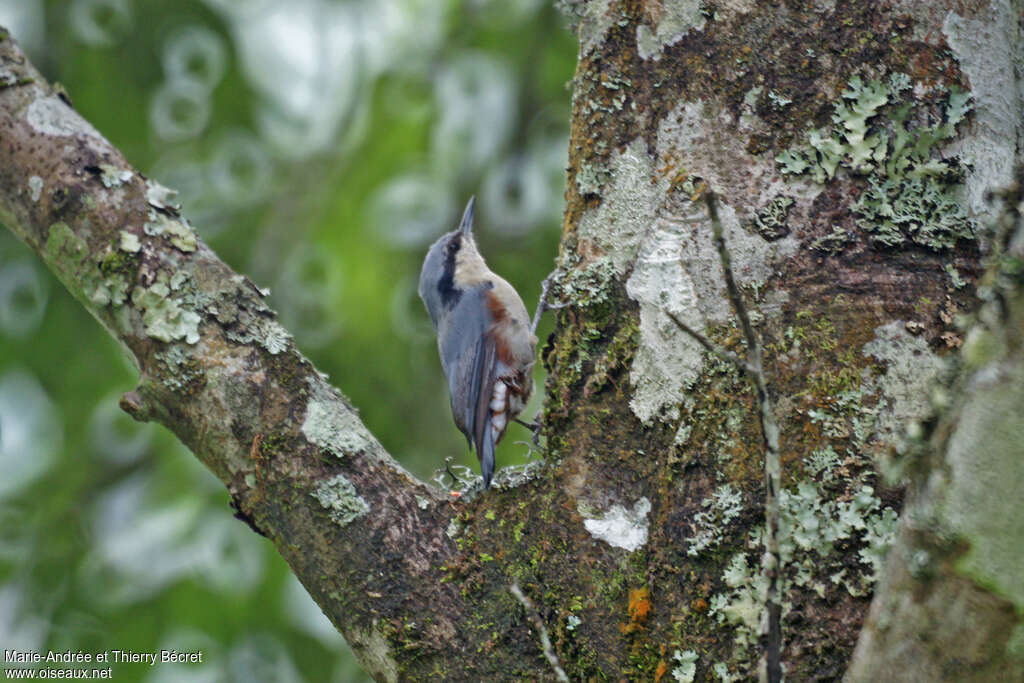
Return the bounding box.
[418,196,537,488]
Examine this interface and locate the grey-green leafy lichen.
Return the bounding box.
[311,473,369,526]
[554,256,618,308]
[154,344,204,392]
[749,195,793,241]
[671,650,699,683]
[98,164,133,188]
[809,226,852,254]
[89,273,130,307]
[119,230,141,253]
[709,482,897,651]
[490,460,544,489]
[301,378,378,459]
[776,74,975,251]
[145,179,181,212]
[211,275,293,355]
[575,159,610,196]
[130,270,201,344]
[46,222,88,264]
[222,311,290,354]
[687,484,743,556]
[144,210,197,252]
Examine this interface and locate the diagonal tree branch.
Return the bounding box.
[0,29,463,680]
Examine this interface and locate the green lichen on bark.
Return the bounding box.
[130,270,201,344]
[748,195,794,241]
[312,473,370,526]
[777,74,976,251]
[144,210,197,252]
[45,221,88,270]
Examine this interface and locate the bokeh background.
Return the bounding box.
[0,1,575,679]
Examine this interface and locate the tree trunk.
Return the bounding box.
[1,0,1021,679]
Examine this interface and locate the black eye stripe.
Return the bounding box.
[438,233,462,307]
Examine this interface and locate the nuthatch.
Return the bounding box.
[419,197,537,488]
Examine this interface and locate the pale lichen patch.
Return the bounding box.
[577,0,614,56]
[626,219,704,424]
[145,180,181,212]
[311,473,369,526]
[348,624,399,683]
[655,100,798,320]
[576,137,666,274]
[580,496,651,552]
[119,230,141,253]
[614,99,801,423]
[636,0,705,61]
[862,321,945,443]
[301,378,378,459]
[97,164,133,188]
[130,272,201,344]
[144,211,196,253]
[943,4,1020,220]
[28,175,42,202]
[26,95,104,140]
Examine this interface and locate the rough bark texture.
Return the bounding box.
[845,177,1024,681]
[2,0,1022,679]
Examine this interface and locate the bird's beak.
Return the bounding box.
[458,196,475,235]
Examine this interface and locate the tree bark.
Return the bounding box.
[844,177,1024,681]
[2,0,1022,679]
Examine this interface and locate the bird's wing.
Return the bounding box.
[439,285,498,475]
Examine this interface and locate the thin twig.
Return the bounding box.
[666,311,753,374]
[530,272,566,336]
[674,189,783,683]
[704,193,761,359]
[704,191,783,683]
[509,582,570,682]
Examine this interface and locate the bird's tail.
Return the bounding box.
[479,427,495,489]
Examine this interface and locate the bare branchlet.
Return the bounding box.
[509,582,570,683]
[530,271,568,336]
[671,188,784,683]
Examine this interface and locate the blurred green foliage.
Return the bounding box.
[0,0,575,680]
